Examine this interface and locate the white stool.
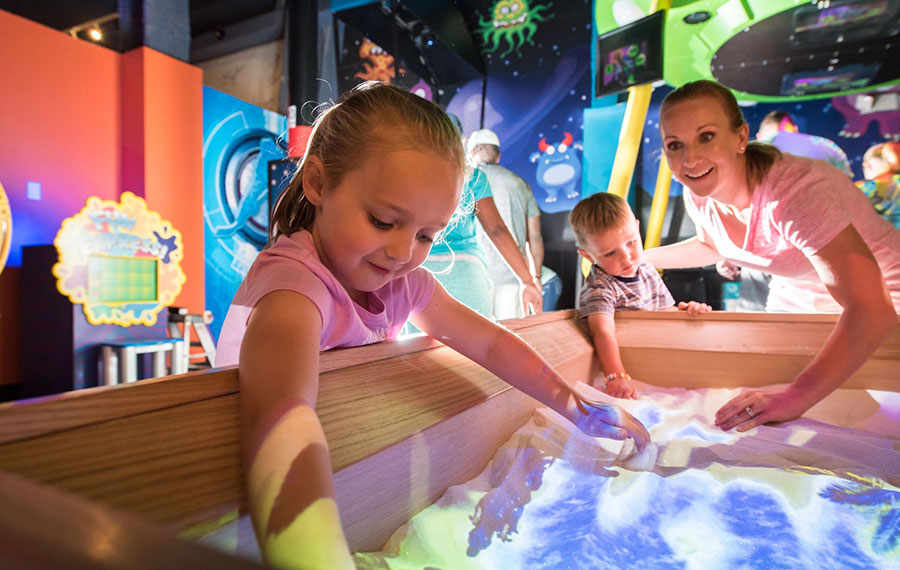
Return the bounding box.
[100,339,187,385]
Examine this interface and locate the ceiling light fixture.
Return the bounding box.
[64,12,118,41]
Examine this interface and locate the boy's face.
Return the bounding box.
[578,216,643,278]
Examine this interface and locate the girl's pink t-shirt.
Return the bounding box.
[215,230,435,366]
[684,155,900,313]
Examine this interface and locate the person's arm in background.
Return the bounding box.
[642,236,723,269]
[526,214,544,281]
[523,185,544,281]
[476,196,543,314]
[239,291,355,570]
[716,224,898,431]
[412,282,649,447]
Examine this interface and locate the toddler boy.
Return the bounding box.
[571,193,710,398]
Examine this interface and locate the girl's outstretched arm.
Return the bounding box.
[411,282,649,448]
[239,291,355,570]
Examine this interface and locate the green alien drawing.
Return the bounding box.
[475,0,554,58]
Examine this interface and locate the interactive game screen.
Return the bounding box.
[88,255,158,304]
[793,0,888,32]
[781,63,881,96]
[595,11,664,98]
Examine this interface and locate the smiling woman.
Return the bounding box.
[644,79,900,433]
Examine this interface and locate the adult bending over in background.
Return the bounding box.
[644,79,900,432]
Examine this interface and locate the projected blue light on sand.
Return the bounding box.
[355,386,900,569]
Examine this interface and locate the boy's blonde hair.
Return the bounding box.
[270,82,467,240]
[569,192,633,247]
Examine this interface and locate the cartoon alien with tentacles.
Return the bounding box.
[475,0,554,58]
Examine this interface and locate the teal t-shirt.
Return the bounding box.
[429,167,493,261]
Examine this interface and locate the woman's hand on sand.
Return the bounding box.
[714,384,814,432]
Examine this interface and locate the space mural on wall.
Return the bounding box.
[202,87,287,339]
[449,0,593,214]
[338,0,593,215]
[338,28,435,102]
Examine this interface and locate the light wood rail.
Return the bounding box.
[0,309,897,565]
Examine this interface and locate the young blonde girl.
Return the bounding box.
[215,82,649,569]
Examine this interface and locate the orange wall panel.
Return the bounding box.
[142,48,205,313]
[0,11,206,387]
[119,48,205,314]
[0,10,121,386]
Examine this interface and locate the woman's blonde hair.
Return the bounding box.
[661,80,782,186]
[270,82,467,240]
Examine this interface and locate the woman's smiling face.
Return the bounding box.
[660,96,750,204]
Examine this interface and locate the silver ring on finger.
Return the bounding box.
[745,406,756,419]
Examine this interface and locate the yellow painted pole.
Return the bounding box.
[606,83,653,199]
[644,157,672,249]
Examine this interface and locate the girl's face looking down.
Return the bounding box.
[305,149,462,305]
[660,96,750,204]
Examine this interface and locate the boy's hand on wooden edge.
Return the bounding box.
[677,301,712,315]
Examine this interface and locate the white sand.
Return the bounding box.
[355,383,900,569]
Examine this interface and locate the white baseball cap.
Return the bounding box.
[467,128,500,153]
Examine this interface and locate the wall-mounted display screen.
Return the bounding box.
[595,11,664,98]
[88,255,158,304]
[790,0,900,48]
[793,0,888,32]
[780,63,881,96]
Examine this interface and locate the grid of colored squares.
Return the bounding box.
[88,255,158,303]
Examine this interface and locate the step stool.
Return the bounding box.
[167,307,217,372]
[100,338,187,385]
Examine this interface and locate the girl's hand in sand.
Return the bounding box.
[573,397,650,451]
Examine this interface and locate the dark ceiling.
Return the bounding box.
[0,0,298,62]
